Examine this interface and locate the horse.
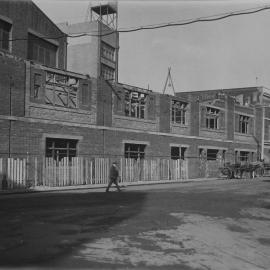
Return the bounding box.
[238,161,264,179]
[220,161,264,179]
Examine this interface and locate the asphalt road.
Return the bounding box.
[0,179,270,270]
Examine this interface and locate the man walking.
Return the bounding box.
[106,161,122,192]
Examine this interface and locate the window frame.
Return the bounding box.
[81,83,89,106]
[0,19,11,52]
[171,146,187,160]
[239,115,249,134]
[124,89,147,119]
[239,151,249,162]
[206,107,220,130]
[44,71,79,109]
[124,143,146,159]
[28,33,58,67]
[101,41,115,62]
[45,138,78,162]
[206,149,219,161]
[171,100,187,125]
[101,63,115,81]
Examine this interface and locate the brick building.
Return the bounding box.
[0,1,269,182]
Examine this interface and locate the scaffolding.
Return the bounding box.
[85,1,118,30]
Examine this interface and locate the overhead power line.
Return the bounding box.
[117,5,270,33]
[1,4,270,42]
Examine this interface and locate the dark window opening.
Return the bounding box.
[239,151,249,162]
[28,33,57,67]
[171,147,179,160]
[124,143,146,159]
[0,19,11,51]
[207,149,219,160]
[239,115,249,134]
[33,73,42,99]
[46,138,77,161]
[171,146,186,160]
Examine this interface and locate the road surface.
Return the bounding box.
[0,179,270,269]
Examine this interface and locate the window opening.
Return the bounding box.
[171,146,186,160]
[46,138,77,161]
[206,107,219,129]
[81,84,89,106]
[124,90,147,119]
[45,71,79,108]
[28,33,57,67]
[33,73,42,99]
[239,151,249,162]
[239,115,249,134]
[101,64,115,81]
[207,149,219,160]
[0,19,11,51]
[101,42,115,62]
[124,143,146,159]
[171,100,187,124]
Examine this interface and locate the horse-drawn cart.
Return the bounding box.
[220,161,264,179]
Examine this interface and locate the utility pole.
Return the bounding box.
[8,75,14,158]
[261,105,265,160]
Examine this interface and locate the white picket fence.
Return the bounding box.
[119,158,188,183]
[42,157,188,187]
[0,157,188,190]
[0,158,27,189]
[42,157,110,186]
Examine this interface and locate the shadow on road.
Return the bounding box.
[0,190,147,267]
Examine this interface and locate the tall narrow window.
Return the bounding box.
[0,19,11,51]
[206,107,219,129]
[239,115,249,134]
[171,147,180,160]
[171,100,187,125]
[33,73,42,99]
[81,84,89,106]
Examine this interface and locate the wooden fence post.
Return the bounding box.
[0,158,3,190]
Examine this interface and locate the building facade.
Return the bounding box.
[0,1,269,183]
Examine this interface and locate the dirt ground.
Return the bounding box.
[0,178,270,269]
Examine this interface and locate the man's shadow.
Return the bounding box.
[0,190,147,267]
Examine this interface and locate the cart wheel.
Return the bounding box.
[221,168,231,179]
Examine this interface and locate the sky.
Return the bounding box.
[34,0,270,94]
